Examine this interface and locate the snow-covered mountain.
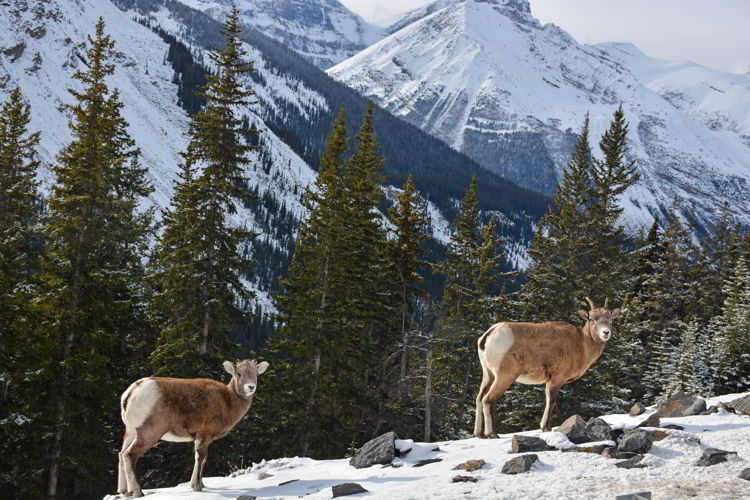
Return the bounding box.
[329,0,750,230]
[0,0,317,311]
[172,0,383,69]
[103,391,750,499]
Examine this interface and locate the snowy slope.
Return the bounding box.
[0,0,317,310]
[103,392,750,499]
[173,0,383,69]
[329,0,750,230]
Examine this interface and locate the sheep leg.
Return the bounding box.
[481,373,517,438]
[118,428,135,494]
[123,431,159,497]
[191,437,211,491]
[473,368,495,437]
[540,383,561,431]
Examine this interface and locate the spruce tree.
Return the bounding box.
[36,18,153,499]
[663,319,713,398]
[389,175,430,401]
[430,178,504,439]
[0,87,45,500]
[149,7,257,378]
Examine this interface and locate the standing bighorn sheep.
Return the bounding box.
[474,298,625,437]
[117,359,269,497]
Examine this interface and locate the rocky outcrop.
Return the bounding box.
[349,432,397,469]
[656,392,706,417]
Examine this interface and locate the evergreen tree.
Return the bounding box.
[663,319,713,398]
[710,255,750,394]
[35,18,153,499]
[0,87,45,500]
[430,178,504,439]
[149,7,257,378]
[389,175,430,401]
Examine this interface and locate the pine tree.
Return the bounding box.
[35,18,153,499]
[430,178,504,439]
[389,175,430,401]
[0,87,45,500]
[663,319,713,398]
[710,255,750,394]
[149,7,257,378]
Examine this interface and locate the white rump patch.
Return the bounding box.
[122,378,160,429]
[162,432,193,443]
[481,323,514,367]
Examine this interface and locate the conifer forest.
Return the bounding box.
[1,8,749,500]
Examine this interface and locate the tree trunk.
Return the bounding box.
[398,276,408,401]
[424,340,433,443]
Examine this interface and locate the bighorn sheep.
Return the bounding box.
[474,298,625,437]
[117,359,269,497]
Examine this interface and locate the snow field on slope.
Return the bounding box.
[105,392,750,500]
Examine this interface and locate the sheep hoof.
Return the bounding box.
[191,484,203,492]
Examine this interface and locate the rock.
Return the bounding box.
[740,468,750,481]
[451,475,479,483]
[511,435,555,453]
[629,403,645,416]
[431,446,441,452]
[413,458,442,467]
[615,492,652,499]
[557,415,588,444]
[636,414,660,428]
[612,396,632,412]
[649,430,669,442]
[237,496,257,500]
[349,432,397,469]
[700,405,720,415]
[453,459,485,472]
[656,392,706,417]
[332,483,369,498]
[618,429,653,454]
[278,479,299,486]
[662,424,684,430]
[586,418,613,442]
[502,454,539,474]
[256,472,274,480]
[695,448,738,467]
[615,455,647,469]
[726,394,750,415]
[572,444,609,454]
[718,402,736,414]
[601,447,638,460]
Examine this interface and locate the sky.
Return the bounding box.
[338,0,750,74]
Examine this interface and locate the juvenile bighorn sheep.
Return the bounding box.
[117,359,269,497]
[474,298,625,437]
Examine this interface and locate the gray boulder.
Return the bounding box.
[695,448,738,467]
[656,392,706,417]
[586,418,613,442]
[740,468,750,481]
[413,458,442,467]
[502,454,539,474]
[618,429,653,454]
[615,455,646,469]
[451,475,479,483]
[636,413,660,428]
[237,496,257,500]
[332,483,369,497]
[726,394,750,415]
[349,432,397,469]
[511,435,555,453]
[557,415,588,444]
[629,403,645,416]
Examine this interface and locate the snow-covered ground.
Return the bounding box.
[105,393,750,500]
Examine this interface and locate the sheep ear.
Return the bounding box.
[222,360,236,376]
[578,310,589,321]
[257,361,269,375]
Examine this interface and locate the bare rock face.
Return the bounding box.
[511,435,555,453]
[585,418,613,442]
[656,392,706,417]
[726,394,750,415]
[557,415,588,444]
[618,429,653,454]
[502,454,539,474]
[695,448,738,467]
[332,483,369,497]
[349,432,397,469]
